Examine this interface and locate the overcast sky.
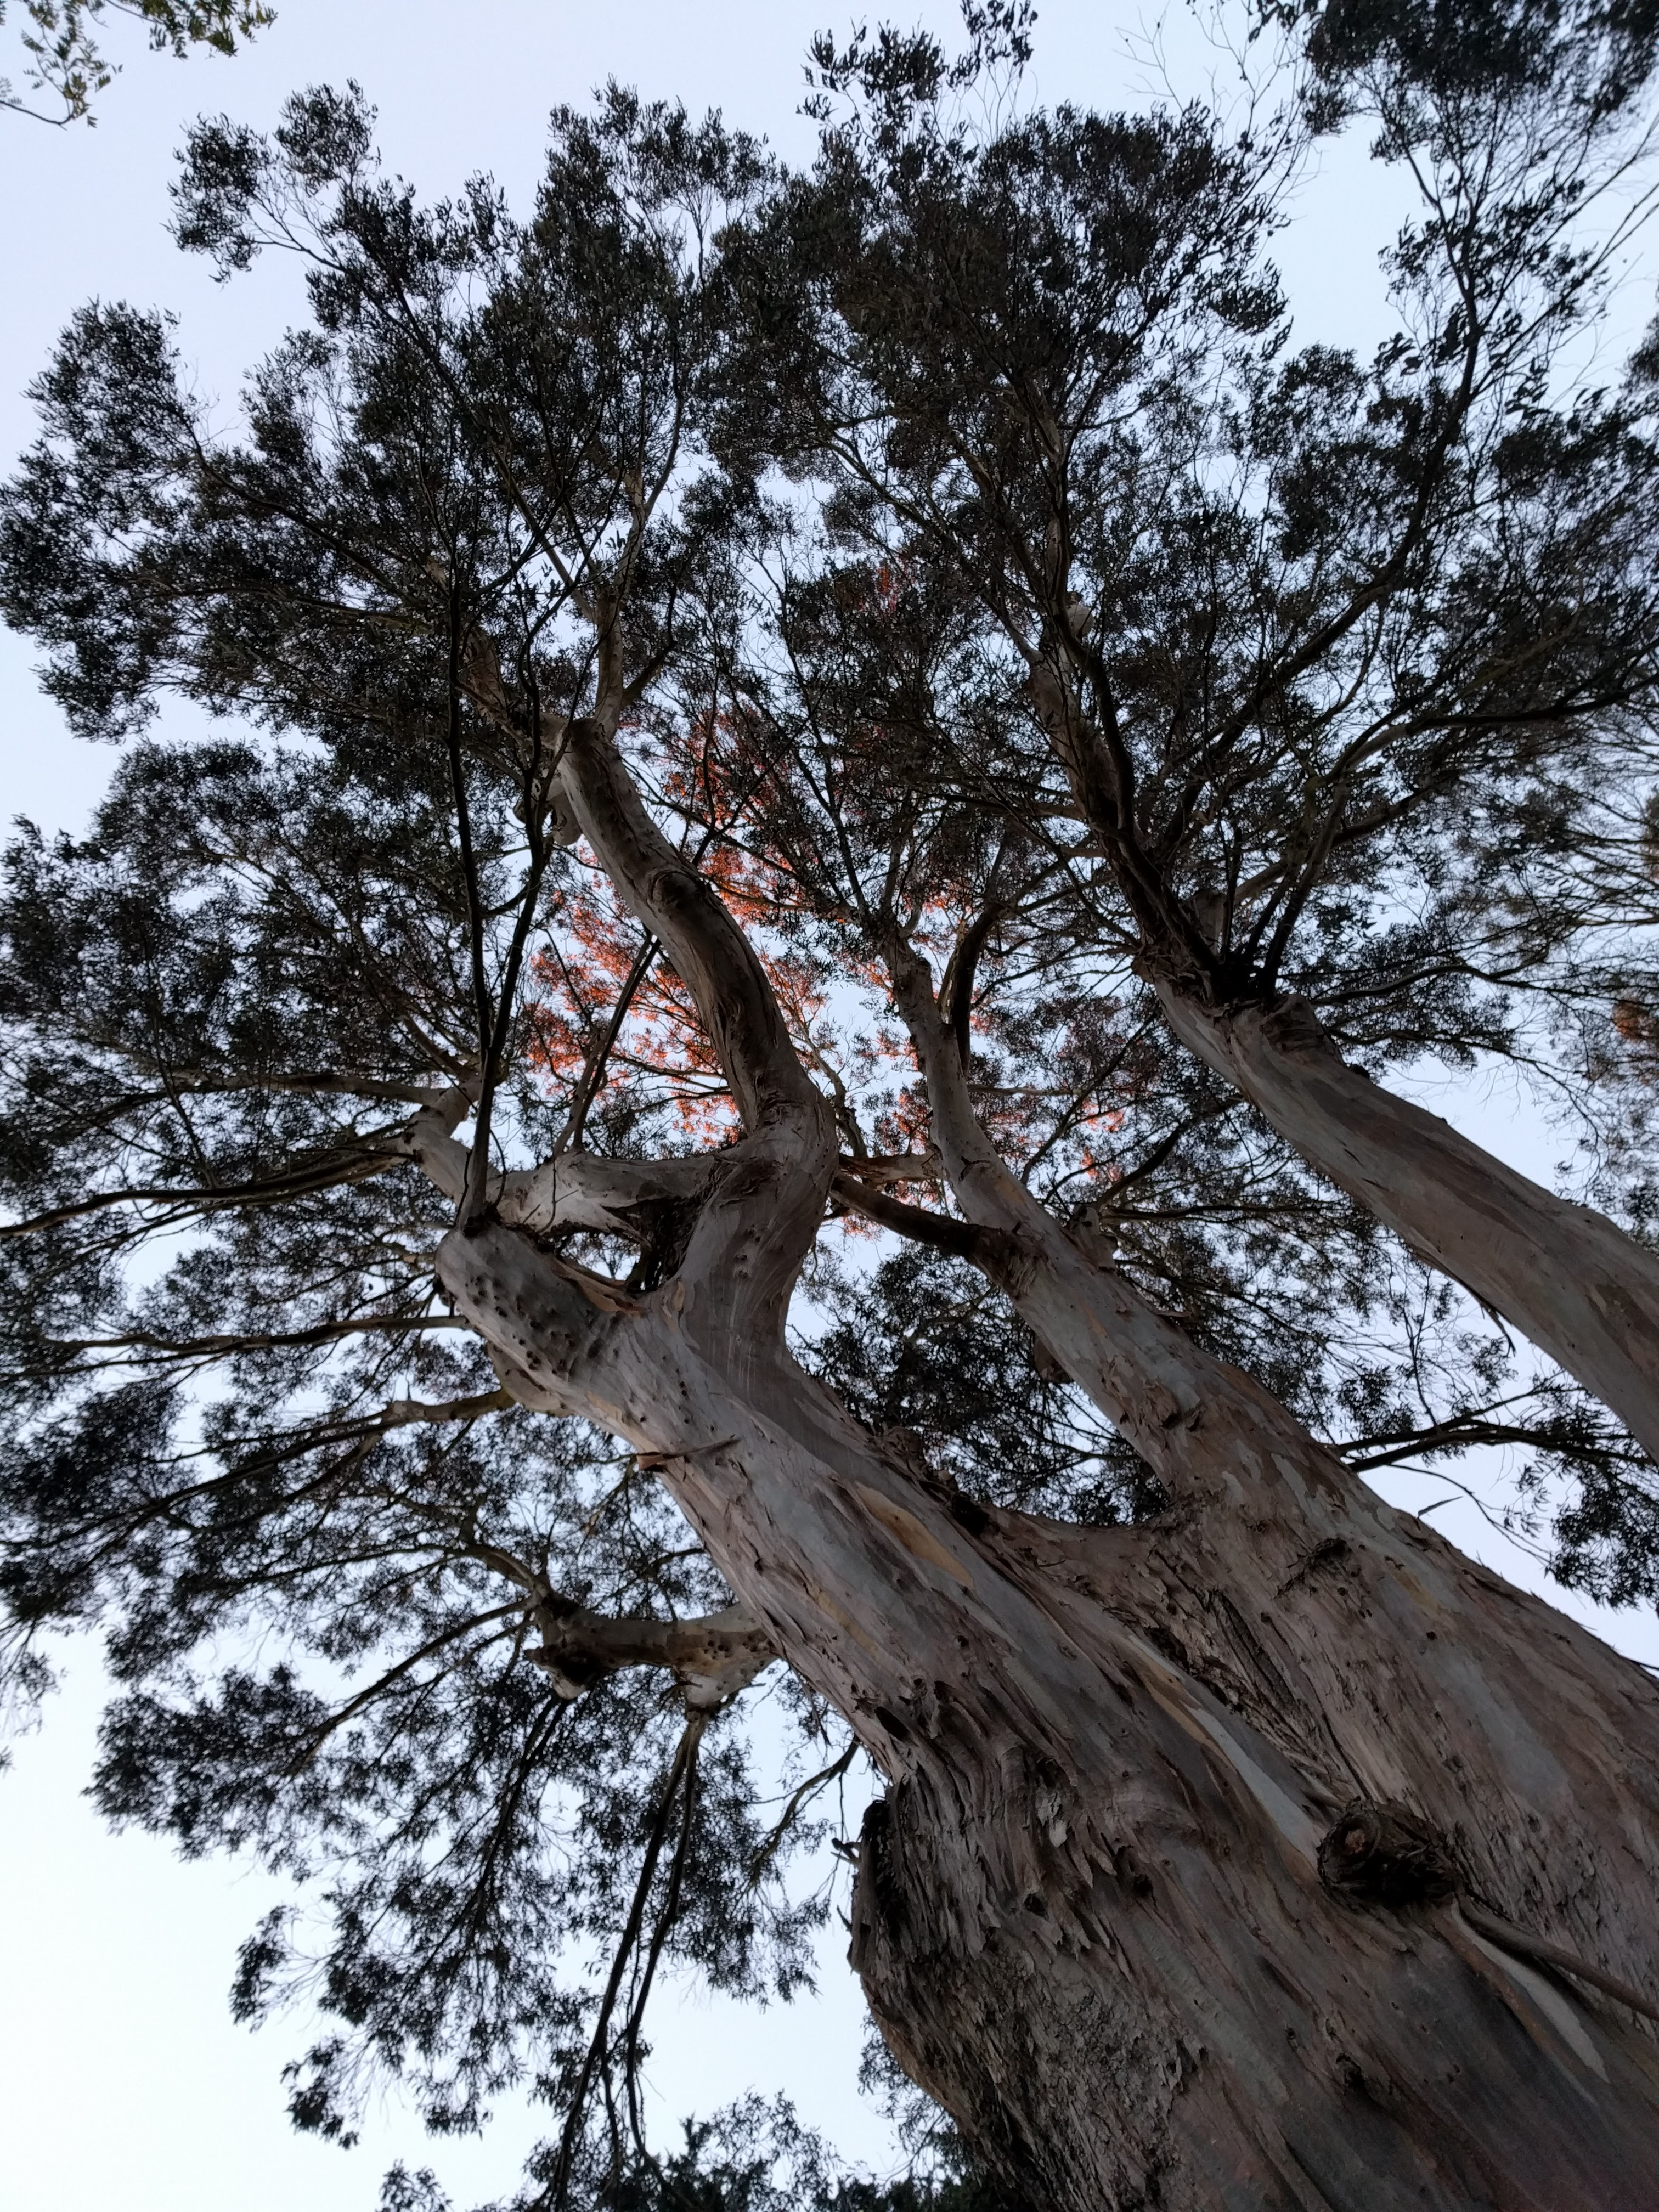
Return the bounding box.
[2,7,1657,2209]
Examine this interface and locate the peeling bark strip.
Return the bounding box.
[856,1484,976,1588]
[1159,985,1659,1465]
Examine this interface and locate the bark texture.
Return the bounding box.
[438,1203,1659,2212]
[420,704,1659,2211]
[842,944,1659,2208]
[1158,983,1659,1465]
[848,1486,1659,2211]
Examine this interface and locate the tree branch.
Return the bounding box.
[527,1599,776,1708]
[0,1142,406,1240]
[553,710,826,1141]
[832,1171,986,1260]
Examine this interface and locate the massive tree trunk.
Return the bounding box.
[1156,981,1659,1464]
[854,943,1659,2208]
[437,1178,1659,2212]
[423,689,1659,2210]
[850,1503,1659,2212]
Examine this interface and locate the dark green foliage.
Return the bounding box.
[804,1242,1164,1525]
[2,0,272,127]
[716,0,1659,1587]
[1281,0,1659,129]
[0,724,843,2181]
[381,2092,1030,2212]
[727,21,1659,1022]
[0,85,841,2202]
[3,8,1659,2206]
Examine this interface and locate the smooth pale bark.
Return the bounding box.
[856,941,1659,2206]
[420,681,1659,2208]
[526,1598,776,1707]
[434,1193,1659,2211]
[1030,641,1659,1459]
[1157,982,1659,1462]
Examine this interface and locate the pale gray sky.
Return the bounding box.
[1,7,1654,2209]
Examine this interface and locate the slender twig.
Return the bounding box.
[557,933,661,1155]
[445,579,498,1229]
[545,1712,706,2209]
[622,1713,706,2157]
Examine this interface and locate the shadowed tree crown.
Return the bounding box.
[4,8,1659,2208]
[2,0,273,127]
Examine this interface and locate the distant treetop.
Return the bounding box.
[1,0,273,127]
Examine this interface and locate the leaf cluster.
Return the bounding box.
[1,0,271,127]
[4,9,1659,2203]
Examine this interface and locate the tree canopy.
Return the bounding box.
[1,0,271,127]
[4,5,1659,2206]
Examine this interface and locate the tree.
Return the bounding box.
[3,37,1659,2212]
[732,0,1659,1471]
[2,0,271,127]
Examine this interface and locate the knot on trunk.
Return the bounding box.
[850,1795,909,1954]
[1259,991,1332,1057]
[1317,1799,1459,1906]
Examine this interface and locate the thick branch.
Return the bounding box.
[501,1150,730,1242]
[528,1600,777,1709]
[401,1080,488,1207]
[381,1387,515,1427]
[884,932,1357,1516]
[1157,986,1659,1466]
[407,1122,742,1289]
[832,1171,985,1259]
[835,1150,944,1186]
[943,904,1001,1068]
[552,712,825,1141]
[436,1216,640,1419]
